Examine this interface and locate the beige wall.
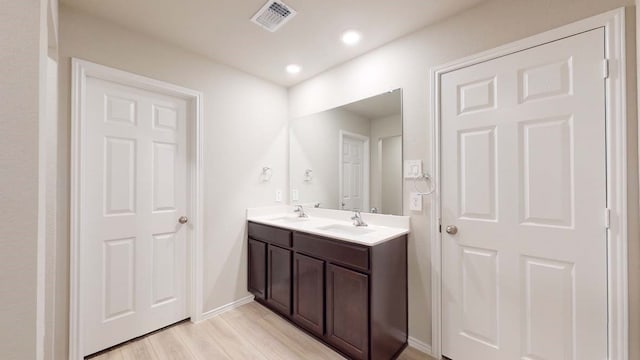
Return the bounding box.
[0,0,50,359]
[369,114,402,214]
[289,0,638,348]
[290,108,370,208]
[56,6,289,358]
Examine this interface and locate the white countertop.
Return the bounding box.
[246,206,410,246]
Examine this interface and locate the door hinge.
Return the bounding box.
[604,208,611,229]
[603,59,610,79]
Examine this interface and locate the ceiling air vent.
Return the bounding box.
[250,0,297,32]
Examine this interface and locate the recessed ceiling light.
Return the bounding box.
[341,30,361,45]
[286,64,301,74]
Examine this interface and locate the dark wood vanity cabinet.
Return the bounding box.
[293,253,325,336]
[247,221,408,360]
[266,244,292,314]
[326,263,369,359]
[247,239,266,299]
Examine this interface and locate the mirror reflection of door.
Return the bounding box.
[340,131,369,211]
[379,135,402,215]
[289,89,403,215]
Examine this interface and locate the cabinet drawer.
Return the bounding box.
[248,222,292,248]
[293,233,369,272]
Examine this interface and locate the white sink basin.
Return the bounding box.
[266,216,310,223]
[316,224,375,236]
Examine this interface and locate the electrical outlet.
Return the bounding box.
[410,192,423,211]
[275,189,282,202]
[292,189,299,201]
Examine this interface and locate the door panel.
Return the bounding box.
[104,137,136,215]
[151,233,177,306]
[152,142,178,212]
[521,256,575,360]
[83,77,188,355]
[293,253,325,336]
[519,116,573,227]
[267,245,292,314]
[341,134,367,211]
[519,58,572,103]
[458,127,497,221]
[326,264,369,360]
[103,237,135,320]
[458,77,496,114]
[459,246,498,348]
[248,239,267,299]
[441,29,606,360]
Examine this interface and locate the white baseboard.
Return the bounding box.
[198,295,255,322]
[408,336,433,356]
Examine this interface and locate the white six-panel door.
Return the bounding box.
[441,29,607,360]
[340,133,367,211]
[82,77,189,355]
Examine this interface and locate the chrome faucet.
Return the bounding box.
[294,205,308,218]
[351,210,368,227]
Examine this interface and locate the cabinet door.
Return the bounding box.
[293,253,325,336]
[326,264,369,360]
[267,245,292,314]
[248,239,266,299]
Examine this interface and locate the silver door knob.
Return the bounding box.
[445,225,458,235]
[178,216,189,224]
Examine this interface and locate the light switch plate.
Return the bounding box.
[275,189,282,202]
[404,160,422,179]
[292,189,299,201]
[410,192,423,211]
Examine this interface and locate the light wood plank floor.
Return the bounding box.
[89,301,435,360]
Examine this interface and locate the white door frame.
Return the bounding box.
[429,8,628,360]
[69,58,205,359]
[338,130,370,211]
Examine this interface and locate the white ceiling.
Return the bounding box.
[342,90,402,119]
[61,0,486,87]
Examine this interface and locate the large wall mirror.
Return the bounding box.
[290,89,403,215]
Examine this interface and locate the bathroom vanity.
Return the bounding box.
[246,210,409,360]
[247,89,408,359]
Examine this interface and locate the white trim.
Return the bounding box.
[408,336,433,356]
[199,295,255,322]
[338,130,370,211]
[69,59,205,359]
[36,2,48,359]
[429,8,628,360]
[377,138,384,210]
